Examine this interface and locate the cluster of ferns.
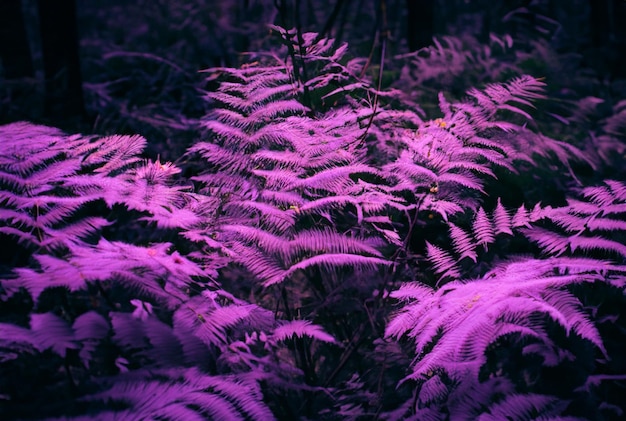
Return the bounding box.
[1,25,625,420]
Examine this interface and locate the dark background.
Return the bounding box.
[1,2,626,420]
[2,0,625,154]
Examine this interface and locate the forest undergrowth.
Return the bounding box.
[1,1,626,420]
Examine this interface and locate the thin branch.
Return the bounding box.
[358,0,389,143]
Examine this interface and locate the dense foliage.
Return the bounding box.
[1,2,625,420]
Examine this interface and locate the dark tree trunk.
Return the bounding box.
[610,0,626,78]
[589,0,611,48]
[37,0,85,121]
[589,0,626,78]
[0,0,34,79]
[405,0,435,51]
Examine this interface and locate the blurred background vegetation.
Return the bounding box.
[1,2,626,419]
[1,0,625,162]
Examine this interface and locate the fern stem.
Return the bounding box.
[33,202,44,244]
[63,359,78,396]
[410,387,419,417]
[281,285,292,319]
[274,0,288,29]
[359,0,388,143]
[95,280,115,309]
[298,336,315,384]
[380,194,426,296]
[317,0,346,42]
[359,29,378,78]
[323,322,367,387]
[373,356,387,420]
[293,0,312,109]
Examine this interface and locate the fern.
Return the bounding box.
[1,254,282,420]
[2,17,626,421]
[271,320,336,344]
[75,368,275,421]
[0,121,281,420]
[473,207,497,249]
[525,180,626,261]
[0,123,108,250]
[0,312,76,358]
[425,242,461,281]
[186,35,394,305]
[448,223,478,263]
[422,197,555,282]
[4,239,205,308]
[397,33,517,89]
[381,75,576,225]
[478,393,579,421]
[591,99,626,165]
[0,123,197,252]
[386,257,622,418]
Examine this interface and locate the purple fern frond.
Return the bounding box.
[271,320,336,344]
[386,257,620,413]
